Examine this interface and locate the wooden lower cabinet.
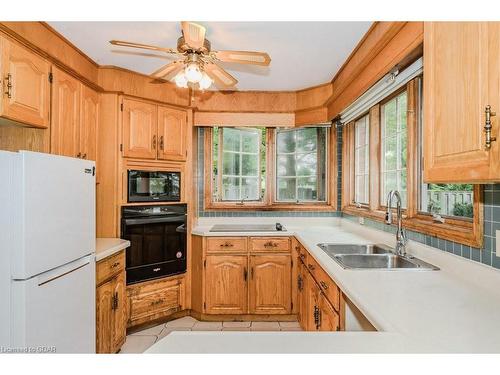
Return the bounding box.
[318,292,340,331]
[96,250,126,353]
[126,276,185,328]
[205,255,248,314]
[249,254,292,314]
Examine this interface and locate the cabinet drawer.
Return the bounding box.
[314,266,340,311]
[127,277,184,326]
[96,251,125,285]
[249,237,291,253]
[206,237,247,253]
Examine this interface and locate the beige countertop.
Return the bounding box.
[147,217,500,353]
[95,238,130,262]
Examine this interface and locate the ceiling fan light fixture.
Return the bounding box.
[174,71,188,88]
[198,72,213,90]
[184,62,203,83]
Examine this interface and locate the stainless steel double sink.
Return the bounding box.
[317,243,439,270]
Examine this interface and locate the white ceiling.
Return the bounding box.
[49,22,372,91]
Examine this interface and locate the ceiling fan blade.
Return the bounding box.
[204,62,238,88]
[151,60,184,79]
[109,40,178,55]
[181,21,206,50]
[212,50,271,66]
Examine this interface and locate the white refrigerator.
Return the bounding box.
[0,151,96,353]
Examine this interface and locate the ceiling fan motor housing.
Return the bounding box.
[177,36,211,54]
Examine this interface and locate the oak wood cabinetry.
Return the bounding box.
[126,275,185,328]
[51,65,99,160]
[193,235,293,317]
[121,98,187,162]
[424,22,500,182]
[96,250,126,353]
[205,255,248,314]
[294,243,342,331]
[0,35,50,128]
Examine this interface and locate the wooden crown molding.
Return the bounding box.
[0,21,423,124]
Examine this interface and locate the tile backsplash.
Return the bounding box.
[196,126,500,270]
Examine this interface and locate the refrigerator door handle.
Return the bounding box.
[37,255,92,287]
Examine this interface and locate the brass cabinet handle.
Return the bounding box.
[4,73,12,98]
[110,262,120,269]
[300,254,305,260]
[82,153,87,159]
[159,135,164,151]
[150,298,164,306]
[264,241,278,248]
[220,242,234,248]
[485,105,497,149]
[308,263,316,271]
[111,292,118,310]
[152,135,156,150]
[297,275,303,291]
[76,152,82,158]
[319,281,329,290]
[251,267,254,279]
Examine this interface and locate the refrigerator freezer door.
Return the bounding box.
[11,255,95,353]
[12,151,96,279]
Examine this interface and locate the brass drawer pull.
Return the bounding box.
[264,241,278,247]
[110,262,120,269]
[220,242,234,248]
[308,264,316,271]
[150,298,164,306]
[319,281,329,290]
[300,254,305,260]
[485,105,497,149]
[4,73,12,98]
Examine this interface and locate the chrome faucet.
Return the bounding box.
[385,190,407,256]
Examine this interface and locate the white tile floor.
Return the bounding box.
[120,316,301,353]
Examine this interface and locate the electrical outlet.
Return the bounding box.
[496,231,500,257]
[359,217,365,225]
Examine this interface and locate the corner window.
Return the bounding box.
[354,115,370,205]
[380,91,407,207]
[276,128,327,202]
[212,127,266,202]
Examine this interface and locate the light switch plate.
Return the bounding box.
[359,217,365,225]
[496,231,500,257]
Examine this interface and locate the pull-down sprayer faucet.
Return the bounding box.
[385,190,407,256]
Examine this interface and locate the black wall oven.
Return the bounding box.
[128,170,181,203]
[121,204,187,285]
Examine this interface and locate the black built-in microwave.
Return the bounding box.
[127,170,181,203]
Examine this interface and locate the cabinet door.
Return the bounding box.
[50,66,80,157]
[0,36,50,128]
[424,22,500,182]
[304,270,320,331]
[112,271,126,352]
[157,106,187,161]
[79,85,99,161]
[205,255,248,314]
[297,261,308,329]
[318,292,340,331]
[249,254,291,314]
[96,279,113,353]
[122,98,157,159]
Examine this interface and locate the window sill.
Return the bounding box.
[342,206,482,248]
[205,202,336,211]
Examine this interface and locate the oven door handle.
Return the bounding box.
[176,224,187,233]
[124,215,186,225]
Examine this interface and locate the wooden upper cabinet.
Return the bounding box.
[79,85,99,161]
[205,255,248,314]
[249,254,292,314]
[50,66,80,157]
[424,22,500,182]
[122,98,157,159]
[157,106,187,161]
[0,36,50,128]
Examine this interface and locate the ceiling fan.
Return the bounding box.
[109,21,271,90]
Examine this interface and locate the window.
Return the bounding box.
[276,128,327,202]
[205,126,334,210]
[354,115,369,205]
[212,127,266,202]
[342,74,483,247]
[380,91,407,207]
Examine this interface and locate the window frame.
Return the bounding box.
[342,76,483,248]
[204,126,337,211]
